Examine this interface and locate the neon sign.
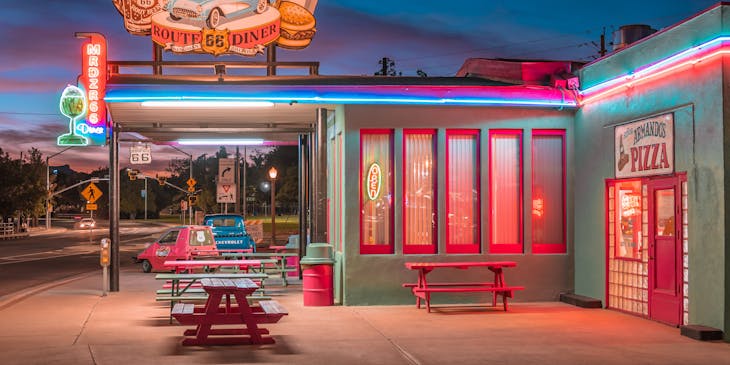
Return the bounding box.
[57,85,88,146]
[77,33,107,146]
[366,163,382,201]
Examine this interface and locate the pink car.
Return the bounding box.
[136,225,218,273]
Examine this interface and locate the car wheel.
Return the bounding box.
[141,260,152,273]
[169,13,181,21]
[207,8,222,28]
[256,0,267,13]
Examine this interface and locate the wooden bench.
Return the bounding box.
[404,261,524,313]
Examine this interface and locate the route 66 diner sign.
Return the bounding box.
[112,0,318,56]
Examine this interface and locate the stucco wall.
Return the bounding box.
[339,104,575,306]
[575,5,727,332]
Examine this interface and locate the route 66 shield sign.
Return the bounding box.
[201,28,230,56]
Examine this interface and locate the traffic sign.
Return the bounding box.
[130,145,152,164]
[180,199,188,211]
[218,158,235,184]
[81,183,103,203]
[86,203,98,211]
[216,183,235,203]
[187,186,196,193]
[186,177,197,187]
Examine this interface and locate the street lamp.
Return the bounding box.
[268,166,278,246]
[46,146,74,229]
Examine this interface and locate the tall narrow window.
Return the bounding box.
[446,130,480,253]
[489,130,523,254]
[403,130,437,254]
[532,130,566,254]
[360,130,394,254]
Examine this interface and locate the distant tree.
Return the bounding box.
[375,57,402,76]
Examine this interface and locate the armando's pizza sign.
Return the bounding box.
[615,113,674,178]
[112,0,317,56]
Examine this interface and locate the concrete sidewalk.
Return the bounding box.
[0,269,728,365]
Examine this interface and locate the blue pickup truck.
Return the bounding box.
[203,214,257,252]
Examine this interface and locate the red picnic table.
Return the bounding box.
[163,259,263,274]
[403,261,524,313]
[171,278,287,346]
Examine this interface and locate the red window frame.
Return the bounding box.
[359,129,394,254]
[445,129,481,254]
[403,129,437,254]
[488,129,523,254]
[531,129,566,254]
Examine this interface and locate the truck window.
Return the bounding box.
[159,230,179,245]
[189,229,214,246]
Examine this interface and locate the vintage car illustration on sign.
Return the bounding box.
[167,0,275,28]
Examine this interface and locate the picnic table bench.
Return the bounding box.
[403,261,524,313]
[221,252,299,285]
[171,278,288,346]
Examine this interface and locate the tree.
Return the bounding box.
[374,57,402,76]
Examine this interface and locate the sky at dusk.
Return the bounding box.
[0,0,720,173]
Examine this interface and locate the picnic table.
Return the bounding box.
[403,261,524,313]
[171,278,288,346]
[155,272,269,321]
[163,259,270,274]
[221,252,299,285]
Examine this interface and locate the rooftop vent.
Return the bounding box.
[613,24,656,51]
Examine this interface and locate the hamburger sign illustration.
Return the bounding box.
[112,0,317,56]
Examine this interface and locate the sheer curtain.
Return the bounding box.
[490,131,522,253]
[446,131,479,253]
[532,131,565,253]
[360,131,393,254]
[404,131,436,253]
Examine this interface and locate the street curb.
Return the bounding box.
[0,271,98,311]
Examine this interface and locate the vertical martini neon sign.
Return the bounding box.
[58,33,107,146]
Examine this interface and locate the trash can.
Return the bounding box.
[300,243,334,306]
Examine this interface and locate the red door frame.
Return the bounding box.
[604,173,685,325]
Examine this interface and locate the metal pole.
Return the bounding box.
[242,146,247,216]
[144,177,148,220]
[271,177,276,245]
[45,156,50,230]
[235,147,240,214]
[298,134,307,262]
[313,109,328,243]
[109,121,120,292]
[267,45,277,76]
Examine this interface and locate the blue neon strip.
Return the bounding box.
[105,85,578,108]
[580,36,729,95]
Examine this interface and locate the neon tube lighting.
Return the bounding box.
[142,101,274,108]
[177,139,264,146]
[581,36,730,104]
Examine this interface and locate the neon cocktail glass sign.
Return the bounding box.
[57,85,88,146]
[366,162,382,201]
[58,33,108,146]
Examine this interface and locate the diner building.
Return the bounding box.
[94,1,730,339]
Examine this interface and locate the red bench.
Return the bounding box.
[404,262,524,313]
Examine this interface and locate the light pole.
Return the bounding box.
[46,146,74,229]
[169,145,193,224]
[269,166,278,246]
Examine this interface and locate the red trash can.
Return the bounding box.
[300,243,334,306]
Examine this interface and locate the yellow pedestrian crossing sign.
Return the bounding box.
[81,183,102,203]
[187,178,196,187]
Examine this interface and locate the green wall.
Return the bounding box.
[338,104,575,306]
[575,5,728,333]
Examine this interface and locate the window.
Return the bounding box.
[446,130,480,253]
[489,130,523,254]
[158,230,179,245]
[189,229,214,246]
[615,180,642,260]
[360,130,394,254]
[403,130,437,254]
[532,130,566,254]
